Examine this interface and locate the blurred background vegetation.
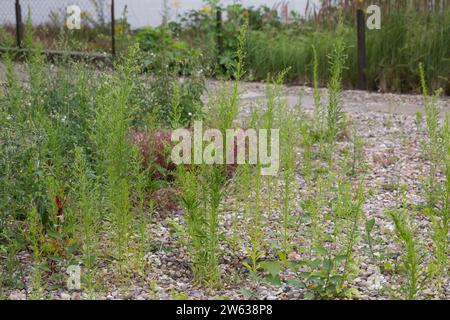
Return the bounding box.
[0,0,449,94]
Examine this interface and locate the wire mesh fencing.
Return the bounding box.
[0,0,114,54]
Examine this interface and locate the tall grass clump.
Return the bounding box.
[245,27,341,84]
[365,9,450,94]
[244,8,449,94]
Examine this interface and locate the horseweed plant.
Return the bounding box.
[312,45,324,136]
[28,207,43,300]
[419,63,449,294]
[311,25,347,160]
[238,92,278,276]
[177,165,222,287]
[72,147,99,299]
[0,56,21,249]
[334,181,365,289]
[296,179,365,299]
[177,167,204,280]
[386,184,428,300]
[203,165,224,286]
[3,4,450,302]
[326,28,347,146]
[259,31,362,298]
[232,108,266,275]
[341,124,366,177]
[419,63,443,208]
[273,72,298,256]
[280,109,301,255]
[211,19,248,134]
[430,114,450,294]
[92,46,141,273]
[131,146,152,274]
[242,150,267,275]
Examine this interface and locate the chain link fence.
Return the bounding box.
[0,0,114,54]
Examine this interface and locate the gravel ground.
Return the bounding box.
[4,79,450,300]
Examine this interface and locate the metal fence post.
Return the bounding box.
[15,0,23,48]
[111,0,116,56]
[356,9,366,90]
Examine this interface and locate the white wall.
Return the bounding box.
[117,0,320,28]
[0,0,320,28]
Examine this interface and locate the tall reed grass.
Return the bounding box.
[245,8,450,94]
